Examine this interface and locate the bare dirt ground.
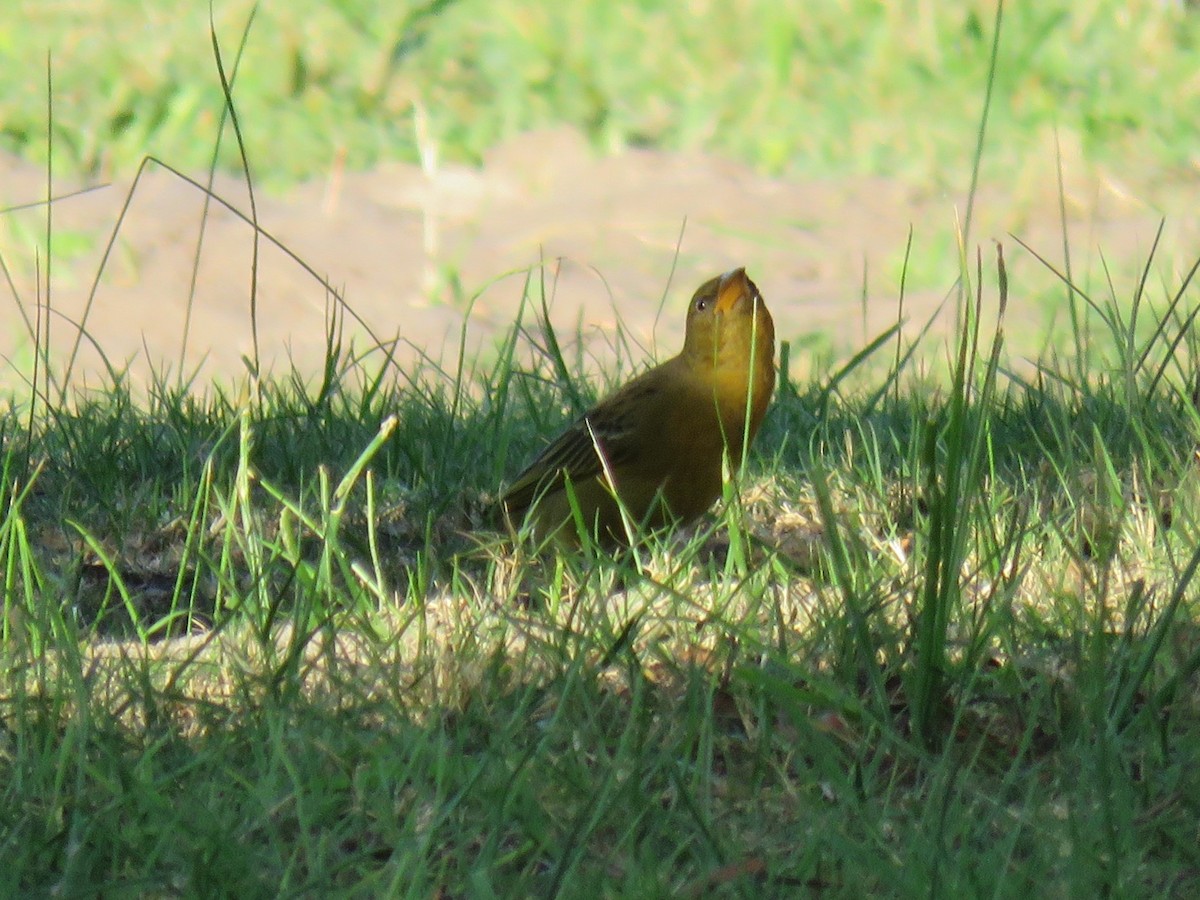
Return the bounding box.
[2,126,1198,394]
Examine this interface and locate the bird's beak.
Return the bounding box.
[715,267,750,314]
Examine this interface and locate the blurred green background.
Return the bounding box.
[3,0,1197,188]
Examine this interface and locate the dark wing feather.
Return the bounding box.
[501,377,658,517]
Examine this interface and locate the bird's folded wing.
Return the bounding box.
[502,401,642,514]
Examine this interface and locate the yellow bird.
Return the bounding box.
[501,267,776,545]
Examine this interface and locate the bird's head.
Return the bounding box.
[682,267,775,375]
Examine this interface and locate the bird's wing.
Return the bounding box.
[501,377,658,515]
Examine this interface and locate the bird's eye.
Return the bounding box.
[695,296,710,312]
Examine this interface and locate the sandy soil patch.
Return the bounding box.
[2,127,1197,392]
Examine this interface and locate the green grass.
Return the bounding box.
[4,233,1200,893]
[5,1,1200,896]
[3,1,1199,187]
